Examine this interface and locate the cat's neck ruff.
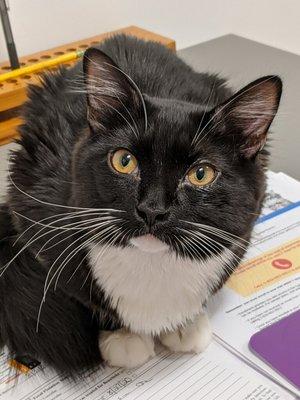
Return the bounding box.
[88,243,232,335]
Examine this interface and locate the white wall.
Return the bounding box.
[0,0,300,62]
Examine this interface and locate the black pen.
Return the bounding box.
[0,0,19,70]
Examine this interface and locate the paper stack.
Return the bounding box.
[209,171,300,398]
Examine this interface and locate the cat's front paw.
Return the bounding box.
[160,313,212,353]
[99,329,155,369]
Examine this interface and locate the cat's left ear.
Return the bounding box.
[210,76,282,159]
[83,47,143,131]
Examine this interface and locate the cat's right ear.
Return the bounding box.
[83,48,144,132]
[206,76,282,159]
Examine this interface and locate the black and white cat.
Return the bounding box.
[0,35,282,374]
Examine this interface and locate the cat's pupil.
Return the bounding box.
[196,167,205,181]
[121,154,131,167]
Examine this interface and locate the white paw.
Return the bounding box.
[99,329,155,369]
[160,313,212,353]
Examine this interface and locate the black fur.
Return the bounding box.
[0,35,282,374]
[0,205,102,373]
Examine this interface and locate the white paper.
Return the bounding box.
[0,341,293,400]
[209,172,300,397]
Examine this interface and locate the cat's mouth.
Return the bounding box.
[130,234,170,253]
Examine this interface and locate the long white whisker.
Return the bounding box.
[192,80,217,145]
[14,210,117,234]
[54,224,121,290]
[179,235,206,264]
[42,223,116,299]
[0,215,116,277]
[186,230,255,293]
[50,225,117,294]
[8,168,124,212]
[171,234,186,259]
[196,226,248,251]
[102,61,148,133]
[181,219,250,248]
[179,229,241,286]
[84,57,147,133]
[93,95,139,139]
[13,208,121,246]
[35,224,119,332]
[117,96,140,137]
[37,217,120,256]
[174,233,198,261]
[199,227,249,251]
[79,227,125,291]
[183,231,218,260]
[182,228,243,266]
[69,76,140,137]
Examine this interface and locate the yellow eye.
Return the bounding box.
[110,149,138,174]
[187,164,216,187]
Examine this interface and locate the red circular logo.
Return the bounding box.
[271,259,292,269]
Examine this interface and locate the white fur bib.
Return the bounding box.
[89,244,231,335]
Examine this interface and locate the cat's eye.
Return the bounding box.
[187,164,216,187]
[110,149,138,175]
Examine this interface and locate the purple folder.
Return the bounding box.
[249,309,300,390]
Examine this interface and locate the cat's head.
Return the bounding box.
[72,48,282,261]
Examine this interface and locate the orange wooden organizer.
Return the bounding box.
[0,26,175,145]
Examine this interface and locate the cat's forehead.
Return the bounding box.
[130,103,219,168]
[144,97,202,149]
[108,97,220,166]
[146,96,201,123]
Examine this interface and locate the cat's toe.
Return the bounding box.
[99,329,155,369]
[160,313,212,354]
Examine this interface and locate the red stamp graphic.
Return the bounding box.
[271,259,292,270]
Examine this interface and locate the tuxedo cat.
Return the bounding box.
[0,35,282,374]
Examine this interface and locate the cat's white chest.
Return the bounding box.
[89,245,230,335]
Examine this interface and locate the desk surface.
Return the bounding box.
[178,34,300,180]
[1,34,300,198]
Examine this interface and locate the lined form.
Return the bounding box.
[109,350,283,400]
[0,341,292,400]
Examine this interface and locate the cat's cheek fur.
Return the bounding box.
[88,245,233,335]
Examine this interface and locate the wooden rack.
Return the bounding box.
[0,26,175,145]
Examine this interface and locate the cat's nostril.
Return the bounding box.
[155,211,168,222]
[135,205,169,227]
[135,206,147,223]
